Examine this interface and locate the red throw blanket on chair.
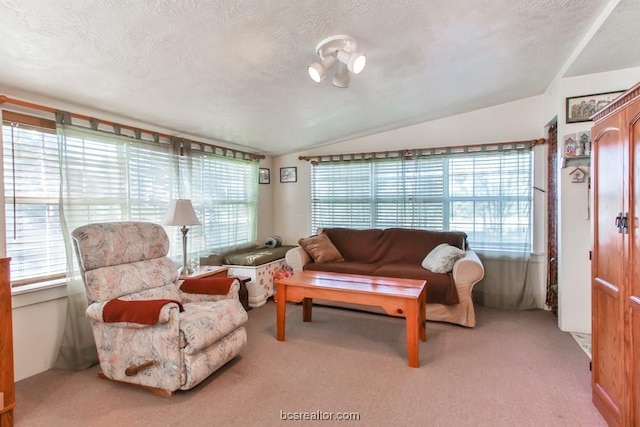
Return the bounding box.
[180,277,236,295]
[103,299,184,324]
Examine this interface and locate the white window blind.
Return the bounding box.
[2,118,65,285]
[191,152,258,254]
[59,128,184,261]
[311,150,532,252]
[310,162,372,228]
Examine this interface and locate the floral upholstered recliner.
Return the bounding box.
[72,221,248,396]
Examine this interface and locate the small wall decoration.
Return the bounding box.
[566,90,625,123]
[280,167,297,183]
[564,133,578,157]
[259,168,270,184]
[577,130,591,156]
[570,166,587,183]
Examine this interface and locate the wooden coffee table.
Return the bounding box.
[275,271,427,367]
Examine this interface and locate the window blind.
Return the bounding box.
[2,116,66,285]
[310,162,372,228]
[311,150,532,252]
[191,152,258,254]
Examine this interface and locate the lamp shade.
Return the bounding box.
[161,199,201,226]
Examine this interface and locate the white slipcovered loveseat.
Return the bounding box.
[286,227,485,327]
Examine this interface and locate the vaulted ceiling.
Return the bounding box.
[0,0,638,156]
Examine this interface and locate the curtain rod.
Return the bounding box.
[299,138,547,163]
[0,95,265,161]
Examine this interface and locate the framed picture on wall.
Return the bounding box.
[259,168,270,184]
[566,90,625,123]
[280,167,297,183]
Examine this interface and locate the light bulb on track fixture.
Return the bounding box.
[307,55,337,83]
[337,49,366,74]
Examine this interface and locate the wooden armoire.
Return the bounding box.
[0,257,14,427]
[591,82,640,426]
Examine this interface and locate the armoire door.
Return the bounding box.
[592,111,626,426]
[628,98,640,425]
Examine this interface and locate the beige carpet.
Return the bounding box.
[14,301,605,427]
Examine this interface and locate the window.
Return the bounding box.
[311,150,532,252]
[2,111,259,287]
[191,151,259,254]
[2,114,65,285]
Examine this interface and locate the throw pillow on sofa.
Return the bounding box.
[421,243,466,273]
[298,233,344,264]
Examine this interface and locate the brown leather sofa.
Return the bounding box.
[285,227,484,327]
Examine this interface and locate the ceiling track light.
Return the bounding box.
[307,35,366,88]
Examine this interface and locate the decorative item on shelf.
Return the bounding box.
[280,167,297,183]
[575,141,584,156]
[566,90,626,123]
[259,168,270,184]
[564,133,578,157]
[562,131,592,168]
[161,199,201,275]
[578,130,591,156]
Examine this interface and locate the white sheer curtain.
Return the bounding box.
[472,251,536,309]
[54,125,176,369]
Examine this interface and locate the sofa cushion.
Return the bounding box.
[298,234,344,264]
[422,243,466,273]
[179,299,248,355]
[222,245,295,266]
[321,228,385,263]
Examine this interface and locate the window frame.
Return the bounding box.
[310,149,533,253]
[2,111,260,288]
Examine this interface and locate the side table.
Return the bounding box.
[179,265,228,279]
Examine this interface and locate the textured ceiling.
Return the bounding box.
[0,0,636,156]
[566,0,640,77]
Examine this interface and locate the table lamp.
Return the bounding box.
[161,199,201,275]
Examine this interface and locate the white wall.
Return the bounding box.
[551,66,640,333]
[257,156,275,243]
[11,287,67,381]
